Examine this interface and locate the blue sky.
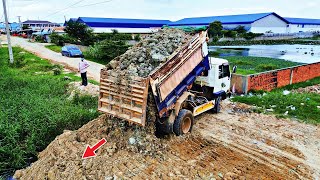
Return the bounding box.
[0,0,319,23]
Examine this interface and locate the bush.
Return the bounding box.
[223,30,237,39]
[134,34,141,41]
[34,35,45,43]
[86,40,130,64]
[52,64,63,75]
[49,33,78,46]
[242,32,263,40]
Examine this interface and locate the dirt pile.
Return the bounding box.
[67,82,99,99]
[14,101,320,179]
[14,115,168,180]
[104,28,192,77]
[292,84,320,94]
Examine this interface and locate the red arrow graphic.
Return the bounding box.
[82,138,107,159]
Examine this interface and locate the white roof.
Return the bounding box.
[209,57,229,65]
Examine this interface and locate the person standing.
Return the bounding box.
[79,56,90,86]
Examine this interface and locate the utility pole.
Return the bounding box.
[2,0,14,63]
[17,15,22,30]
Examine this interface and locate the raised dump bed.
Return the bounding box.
[99,31,208,127]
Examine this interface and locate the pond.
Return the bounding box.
[209,44,320,64]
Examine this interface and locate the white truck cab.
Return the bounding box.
[195,57,231,94]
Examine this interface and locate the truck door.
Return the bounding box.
[218,63,231,92]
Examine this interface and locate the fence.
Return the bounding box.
[231,62,320,94]
[219,31,318,42]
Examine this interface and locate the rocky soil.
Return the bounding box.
[293,84,320,94]
[14,100,320,180]
[104,28,192,77]
[66,81,99,99]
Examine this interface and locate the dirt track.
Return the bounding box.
[0,36,104,81]
[14,100,320,180]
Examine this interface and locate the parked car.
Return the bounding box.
[61,45,83,57]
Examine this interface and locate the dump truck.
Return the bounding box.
[98,31,231,136]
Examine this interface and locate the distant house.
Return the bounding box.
[285,17,320,33]
[22,20,61,31]
[169,12,289,34]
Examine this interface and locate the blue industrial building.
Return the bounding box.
[0,22,21,32]
[285,17,320,32]
[72,17,171,33]
[67,12,320,34]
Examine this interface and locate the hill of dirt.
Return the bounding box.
[14,101,320,179]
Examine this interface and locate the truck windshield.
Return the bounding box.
[219,64,230,79]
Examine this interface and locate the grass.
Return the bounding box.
[232,77,320,124]
[83,51,106,65]
[209,39,320,46]
[45,45,62,53]
[0,47,100,177]
[222,56,302,75]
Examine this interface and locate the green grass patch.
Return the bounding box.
[209,39,320,46]
[232,77,320,124]
[45,45,62,53]
[0,47,100,177]
[222,56,302,75]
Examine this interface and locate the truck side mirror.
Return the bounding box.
[232,66,237,74]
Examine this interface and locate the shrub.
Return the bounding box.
[52,64,63,75]
[134,34,141,41]
[242,32,263,40]
[86,40,129,64]
[34,35,45,43]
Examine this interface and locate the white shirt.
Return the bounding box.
[79,60,90,73]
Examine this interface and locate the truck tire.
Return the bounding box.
[213,96,221,113]
[173,109,193,136]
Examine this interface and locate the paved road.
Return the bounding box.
[1,36,104,82]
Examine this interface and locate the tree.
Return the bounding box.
[64,21,94,46]
[223,30,237,39]
[22,24,30,30]
[234,26,247,34]
[208,21,223,38]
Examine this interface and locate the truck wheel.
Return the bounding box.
[213,96,221,113]
[173,109,193,136]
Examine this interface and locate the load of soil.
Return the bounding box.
[103,28,192,77]
[13,101,320,179]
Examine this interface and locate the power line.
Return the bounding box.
[74,0,113,8]
[43,0,86,19]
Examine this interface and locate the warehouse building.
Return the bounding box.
[67,13,320,34]
[169,12,289,34]
[285,17,320,33]
[75,17,171,33]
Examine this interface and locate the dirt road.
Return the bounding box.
[14,100,320,180]
[0,36,104,81]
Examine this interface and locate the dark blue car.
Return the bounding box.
[61,45,83,57]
